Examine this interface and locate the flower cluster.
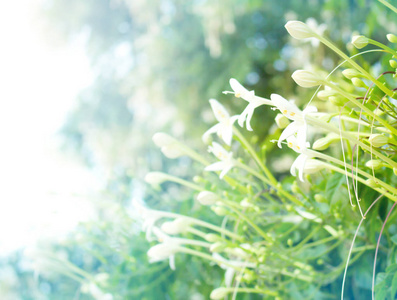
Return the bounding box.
[144,15,397,300]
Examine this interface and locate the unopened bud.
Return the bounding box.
[342,69,363,79]
[161,218,190,235]
[292,70,324,88]
[153,132,177,147]
[390,60,397,70]
[314,194,327,203]
[365,178,379,188]
[160,145,184,158]
[145,172,169,185]
[303,159,325,174]
[212,206,228,216]
[210,287,229,299]
[317,89,337,100]
[351,35,369,49]
[209,242,226,253]
[368,134,388,147]
[313,133,339,150]
[365,160,383,170]
[329,96,347,106]
[284,21,317,39]
[275,113,290,129]
[351,77,367,88]
[197,191,219,205]
[205,234,221,243]
[387,34,397,44]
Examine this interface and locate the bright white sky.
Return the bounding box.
[0,1,98,254]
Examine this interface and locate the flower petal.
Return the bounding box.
[209,99,230,123]
[278,121,300,148]
[205,161,226,172]
[219,164,233,179]
[202,123,221,143]
[220,125,233,146]
[270,94,301,120]
[230,78,250,101]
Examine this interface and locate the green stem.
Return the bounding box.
[222,200,273,243]
[217,287,278,297]
[306,149,397,194]
[150,209,243,241]
[368,39,397,57]
[317,35,394,97]
[325,81,397,136]
[236,162,304,206]
[233,127,277,185]
[320,162,397,202]
[379,0,397,14]
[179,247,246,271]
[306,116,397,169]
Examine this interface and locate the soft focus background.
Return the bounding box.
[0,0,395,299]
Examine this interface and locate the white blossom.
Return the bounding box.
[270,93,317,148]
[203,99,238,145]
[205,142,235,179]
[224,78,272,131]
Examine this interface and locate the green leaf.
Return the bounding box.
[325,173,347,206]
[391,272,397,300]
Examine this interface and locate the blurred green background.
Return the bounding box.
[1,0,396,299]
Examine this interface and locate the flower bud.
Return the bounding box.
[197,191,219,205]
[313,133,339,150]
[153,132,177,147]
[314,194,327,203]
[210,287,229,299]
[275,113,290,129]
[351,77,367,88]
[365,160,383,170]
[351,35,369,49]
[205,234,221,243]
[365,178,379,188]
[161,218,190,235]
[317,89,337,100]
[368,134,388,147]
[329,96,347,106]
[147,243,179,262]
[284,21,317,39]
[303,159,325,174]
[387,33,397,44]
[145,172,169,185]
[211,206,228,216]
[390,60,397,69]
[209,242,226,253]
[153,132,186,158]
[160,145,184,158]
[291,70,324,88]
[342,69,362,79]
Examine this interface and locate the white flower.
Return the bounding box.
[287,136,323,181]
[203,99,238,146]
[132,199,164,241]
[270,93,317,148]
[224,78,272,131]
[205,142,235,179]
